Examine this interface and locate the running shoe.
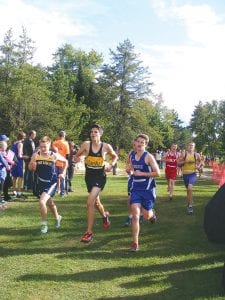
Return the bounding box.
[40,224,48,234]
[150,210,157,224]
[103,211,110,229]
[124,216,132,226]
[187,205,193,214]
[55,215,62,229]
[129,242,139,252]
[81,231,93,243]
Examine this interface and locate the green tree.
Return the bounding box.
[49,44,103,142]
[16,27,35,65]
[99,39,152,148]
[0,28,55,138]
[190,100,221,158]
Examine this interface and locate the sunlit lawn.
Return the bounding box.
[0,171,224,299]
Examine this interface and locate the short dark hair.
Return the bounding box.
[90,124,103,135]
[29,130,36,137]
[58,130,66,137]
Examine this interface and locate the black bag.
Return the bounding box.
[204,183,225,244]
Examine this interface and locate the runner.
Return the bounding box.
[75,124,118,243]
[127,133,160,251]
[178,142,201,214]
[162,143,179,201]
[29,136,68,234]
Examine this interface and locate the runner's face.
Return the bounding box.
[136,137,146,151]
[40,142,50,153]
[90,128,101,141]
[171,144,177,151]
[188,143,195,151]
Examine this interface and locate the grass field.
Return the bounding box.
[0,172,225,300]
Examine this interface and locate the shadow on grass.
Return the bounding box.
[17,258,225,299]
[1,175,223,299]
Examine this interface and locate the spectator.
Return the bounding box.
[52,131,70,196]
[67,142,79,192]
[11,131,29,199]
[23,130,36,191]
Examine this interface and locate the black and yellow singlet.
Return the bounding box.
[85,142,105,175]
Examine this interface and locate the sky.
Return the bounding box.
[0,0,225,125]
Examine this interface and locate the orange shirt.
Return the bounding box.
[52,139,70,167]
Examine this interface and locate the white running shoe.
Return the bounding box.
[40,223,48,234]
[55,215,62,229]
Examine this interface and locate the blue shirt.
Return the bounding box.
[130,151,156,191]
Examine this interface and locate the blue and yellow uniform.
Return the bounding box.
[130,151,156,210]
[35,151,58,196]
[85,142,106,192]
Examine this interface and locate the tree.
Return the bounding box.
[190,100,221,158]
[49,44,103,141]
[0,28,17,95]
[16,27,36,65]
[99,39,152,148]
[0,28,55,137]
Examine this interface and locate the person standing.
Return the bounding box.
[75,124,118,243]
[198,152,205,178]
[155,150,162,168]
[178,142,201,214]
[29,136,68,234]
[67,142,79,192]
[162,143,179,201]
[3,144,17,202]
[52,131,70,196]
[127,134,160,251]
[11,131,28,199]
[23,130,37,192]
[0,141,9,204]
[0,135,15,202]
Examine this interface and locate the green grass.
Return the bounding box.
[0,174,225,299]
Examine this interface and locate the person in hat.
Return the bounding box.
[0,134,9,142]
[52,131,70,196]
